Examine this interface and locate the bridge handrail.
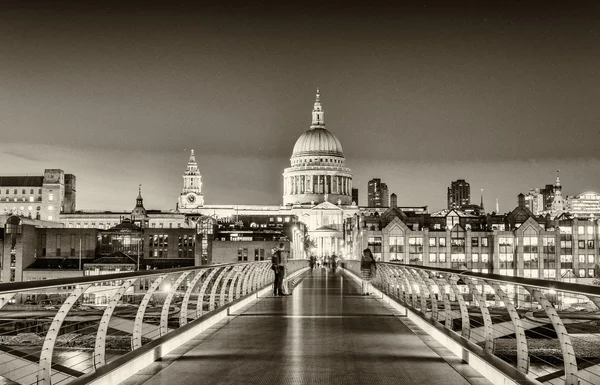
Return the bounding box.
[0,259,309,385]
[341,260,600,385]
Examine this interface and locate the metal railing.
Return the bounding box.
[343,261,600,385]
[0,260,307,385]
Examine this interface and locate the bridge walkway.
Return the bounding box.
[119,268,492,385]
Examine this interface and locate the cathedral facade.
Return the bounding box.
[189,89,359,258]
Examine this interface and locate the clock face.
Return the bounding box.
[187,194,196,203]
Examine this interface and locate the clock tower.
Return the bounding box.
[177,149,204,211]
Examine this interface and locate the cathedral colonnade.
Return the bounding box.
[283,174,352,196]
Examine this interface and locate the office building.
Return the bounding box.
[447,179,470,210]
[367,178,389,207]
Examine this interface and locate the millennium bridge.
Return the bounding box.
[0,260,598,385]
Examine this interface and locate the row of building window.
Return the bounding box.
[1,189,43,195]
[237,248,267,261]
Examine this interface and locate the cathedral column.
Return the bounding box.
[300,176,304,194]
[324,175,328,195]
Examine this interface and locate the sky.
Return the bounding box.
[1,1,599,212]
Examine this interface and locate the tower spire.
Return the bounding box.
[480,189,484,211]
[556,169,561,187]
[495,198,499,214]
[138,184,142,199]
[311,87,325,128]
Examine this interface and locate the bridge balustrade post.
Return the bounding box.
[195,267,224,318]
[133,275,167,349]
[433,276,453,328]
[210,267,232,311]
[463,277,494,354]
[94,278,137,369]
[180,270,208,327]
[160,272,191,336]
[38,284,91,385]
[488,281,529,374]
[524,287,578,385]
[418,270,439,321]
[445,274,471,340]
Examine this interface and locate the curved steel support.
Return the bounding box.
[38,284,91,385]
[524,287,578,385]
[381,265,395,294]
[227,265,246,302]
[195,267,223,317]
[132,275,166,350]
[433,276,453,328]
[408,268,430,316]
[235,265,252,299]
[464,277,494,353]
[399,267,414,307]
[222,266,241,306]
[242,264,260,295]
[488,281,529,374]
[446,274,471,340]
[388,266,403,299]
[255,264,269,291]
[397,267,411,304]
[180,270,208,326]
[160,272,191,336]
[418,270,439,321]
[94,278,137,369]
[209,266,231,311]
[401,267,419,310]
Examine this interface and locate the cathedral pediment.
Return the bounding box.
[311,201,342,211]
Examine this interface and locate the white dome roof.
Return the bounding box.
[292,127,344,158]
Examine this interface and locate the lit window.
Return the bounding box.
[29,197,34,202]
[49,192,54,202]
[48,215,53,221]
[48,205,54,211]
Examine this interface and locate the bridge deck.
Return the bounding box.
[120,269,492,385]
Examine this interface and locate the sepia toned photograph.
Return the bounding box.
[0,1,599,385]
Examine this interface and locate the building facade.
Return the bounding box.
[447,179,470,210]
[348,205,600,284]
[0,170,76,221]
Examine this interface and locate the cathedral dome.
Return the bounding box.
[292,127,344,158]
[291,88,344,159]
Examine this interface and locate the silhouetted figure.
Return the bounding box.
[271,243,289,296]
[360,248,377,295]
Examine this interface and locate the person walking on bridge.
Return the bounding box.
[360,248,377,295]
[271,243,289,296]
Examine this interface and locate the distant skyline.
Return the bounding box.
[1,2,599,212]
